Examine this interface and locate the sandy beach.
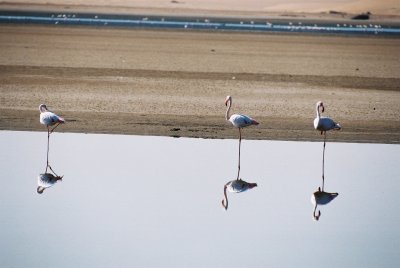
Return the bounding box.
[1,0,400,144]
[1,22,399,143]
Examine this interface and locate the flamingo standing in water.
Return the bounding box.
[39,104,65,172]
[222,179,257,210]
[311,187,338,221]
[225,96,259,180]
[314,101,341,187]
[39,104,65,135]
[225,96,259,141]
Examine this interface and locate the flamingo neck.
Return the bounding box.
[225,100,232,121]
[39,105,47,113]
[313,203,320,221]
[316,104,321,119]
[222,185,228,210]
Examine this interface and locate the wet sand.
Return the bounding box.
[1,25,399,143]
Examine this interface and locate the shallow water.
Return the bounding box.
[1,11,399,36]
[1,131,399,267]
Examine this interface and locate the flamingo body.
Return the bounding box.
[39,104,65,127]
[37,173,63,194]
[311,187,338,206]
[314,101,341,133]
[228,114,259,128]
[226,179,257,193]
[225,96,259,129]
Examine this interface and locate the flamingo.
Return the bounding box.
[222,179,257,210]
[225,96,259,141]
[39,104,65,172]
[37,166,63,194]
[314,101,341,135]
[311,187,338,221]
[39,104,65,135]
[225,96,259,180]
[314,101,341,188]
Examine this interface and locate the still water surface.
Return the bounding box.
[1,131,399,267]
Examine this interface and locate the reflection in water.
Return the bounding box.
[38,104,65,193]
[37,166,63,194]
[222,179,257,210]
[312,101,341,220]
[311,187,339,221]
[223,96,259,210]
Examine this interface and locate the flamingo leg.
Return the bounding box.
[322,131,326,191]
[48,165,59,177]
[45,127,50,173]
[50,122,60,134]
[237,128,241,180]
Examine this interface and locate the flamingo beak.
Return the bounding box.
[321,105,325,113]
[225,99,229,106]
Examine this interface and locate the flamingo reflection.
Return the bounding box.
[312,101,340,220]
[222,96,258,210]
[311,187,338,221]
[222,179,257,210]
[37,165,63,194]
[38,103,65,193]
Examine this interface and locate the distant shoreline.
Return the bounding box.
[1,10,399,36]
[1,2,400,22]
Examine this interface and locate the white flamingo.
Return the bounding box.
[311,187,338,221]
[225,96,259,180]
[37,166,63,194]
[222,179,257,210]
[314,101,341,188]
[314,101,341,135]
[225,96,259,140]
[39,104,65,173]
[39,104,65,135]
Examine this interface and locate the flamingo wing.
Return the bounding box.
[229,114,258,128]
[40,112,65,126]
[316,117,341,132]
[313,191,339,205]
[37,173,58,188]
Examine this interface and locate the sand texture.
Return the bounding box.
[0,25,399,143]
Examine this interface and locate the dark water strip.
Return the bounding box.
[1,11,399,36]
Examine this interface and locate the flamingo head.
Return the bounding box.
[39,104,48,113]
[313,210,321,221]
[37,186,45,194]
[225,95,232,106]
[316,101,325,113]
